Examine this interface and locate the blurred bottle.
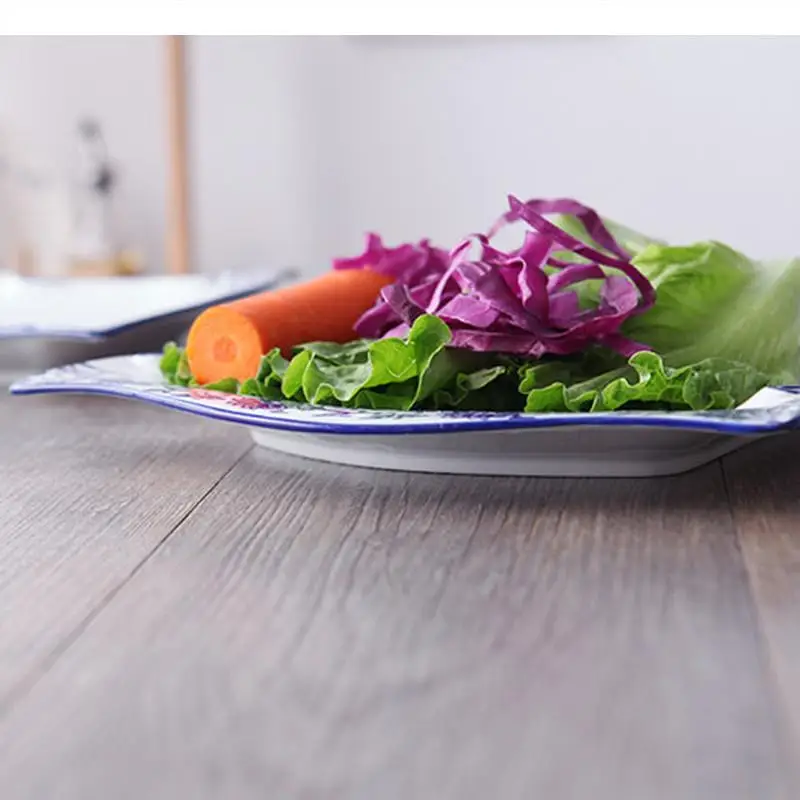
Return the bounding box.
[69,119,114,267]
[67,120,143,278]
[0,123,72,278]
[0,119,143,279]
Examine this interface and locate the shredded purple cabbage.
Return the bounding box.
[333,196,656,358]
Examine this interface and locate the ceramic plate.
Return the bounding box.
[0,267,297,374]
[10,355,800,477]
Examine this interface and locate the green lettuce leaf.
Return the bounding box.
[621,241,757,354]
[520,350,775,413]
[669,256,800,380]
[159,342,193,387]
[239,350,291,400]
[553,214,800,384]
[260,314,510,411]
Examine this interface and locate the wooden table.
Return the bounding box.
[1,392,799,799]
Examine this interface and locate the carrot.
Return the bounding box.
[185,268,393,385]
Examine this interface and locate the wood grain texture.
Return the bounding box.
[0,393,250,708]
[165,34,191,275]
[0,445,792,800]
[724,433,800,771]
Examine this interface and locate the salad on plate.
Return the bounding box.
[160,196,800,415]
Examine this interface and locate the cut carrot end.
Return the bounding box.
[187,305,266,384]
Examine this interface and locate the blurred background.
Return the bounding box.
[0,35,797,279]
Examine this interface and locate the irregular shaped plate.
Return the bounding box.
[10,355,800,478]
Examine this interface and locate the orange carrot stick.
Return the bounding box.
[186,268,392,384]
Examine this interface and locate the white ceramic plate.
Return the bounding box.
[10,355,800,477]
[0,267,297,374]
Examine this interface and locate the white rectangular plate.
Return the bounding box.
[0,267,297,373]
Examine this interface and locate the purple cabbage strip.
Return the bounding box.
[332,196,656,358]
[505,196,656,308]
[488,197,631,261]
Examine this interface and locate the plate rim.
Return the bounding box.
[9,353,800,438]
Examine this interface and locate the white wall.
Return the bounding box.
[0,36,798,277]
[317,36,800,263]
[0,36,165,273]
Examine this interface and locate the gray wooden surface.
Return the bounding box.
[0,392,798,799]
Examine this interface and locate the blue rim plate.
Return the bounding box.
[9,355,800,437]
